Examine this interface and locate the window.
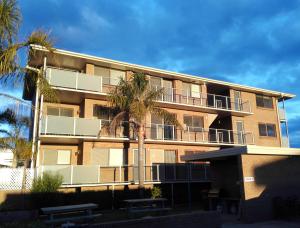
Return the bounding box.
[43,149,71,165]
[93,105,117,121]
[90,148,124,166]
[184,115,204,131]
[182,83,201,98]
[150,149,176,164]
[57,150,71,165]
[47,107,73,117]
[94,66,125,85]
[258,123,276,137]
[256,95,273,108]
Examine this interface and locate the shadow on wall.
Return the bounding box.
[0,182,211,213]
[243,156,300,222]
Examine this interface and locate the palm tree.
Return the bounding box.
[0,0,56,101]
[108,72,180,195]
[0,108,32,168]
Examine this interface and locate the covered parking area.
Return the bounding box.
[181,145,300,222]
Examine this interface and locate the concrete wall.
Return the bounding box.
[231,90,281,147]
[240,154,300,222]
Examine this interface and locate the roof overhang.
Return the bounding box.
[181,145,300,161]
[29,45,295,101]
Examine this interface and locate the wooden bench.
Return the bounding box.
[41,203,102,225]
[124,198,171,217]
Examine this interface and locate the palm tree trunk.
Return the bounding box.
[138,125,145,197]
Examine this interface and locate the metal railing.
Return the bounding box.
[40,116,254,145]
[279,108,286,121]
[38,164,211,186]
[145,124,254,145]
[151,86,252,113]
[281,136,289,148]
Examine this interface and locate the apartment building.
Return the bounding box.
[23,45,294,191]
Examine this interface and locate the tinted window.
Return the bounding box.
[256,95,273,108]
[258,123,276,137]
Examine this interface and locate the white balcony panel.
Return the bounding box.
[45,115,74,135]
[72,165,99,184]
[77,74,102,92]
[75,118,100,136]
[42,165,72,185]
[47,68,77,89]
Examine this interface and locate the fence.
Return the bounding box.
[0,164,211,190]
[0,168,34,190]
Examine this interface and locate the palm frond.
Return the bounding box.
[152,107,182,128]
[25,29,53,50]
[0,0,21,45]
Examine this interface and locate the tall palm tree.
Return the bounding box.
[0,0,56,101]
[0,108,32,167]
[108,72,180,195]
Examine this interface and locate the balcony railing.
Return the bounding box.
[46,68,252,114]
[278,108,286,121]
[38,164,211,186]
[152,86,252,113]
[145,124,254,145]
[41,116,254,145]
[46,68,114,93]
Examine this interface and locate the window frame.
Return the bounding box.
[183,115,204,132]
[256,95,273,109]
[47,106,74,117]
[258,123,277,137]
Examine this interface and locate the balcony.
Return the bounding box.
[279,108,286,121]
[38,163,211,186]
[145,124,254,145]
[45,68,252,115]
[46,68,113,94]
[153,87,252,114]
[40,116,254,145]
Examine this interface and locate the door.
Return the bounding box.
[236,121,245,144]
[163,80,173,102]
[234,91,241,111]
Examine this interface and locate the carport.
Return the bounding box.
[181,145,300,222]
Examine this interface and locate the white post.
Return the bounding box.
[215,129,218,143]
[172,125,175,140]
[228,130,231,144]
[213,94,216,108]
[226,97,229,110]
[157,165,160,181]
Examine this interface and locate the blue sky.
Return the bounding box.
[2,0,300,147]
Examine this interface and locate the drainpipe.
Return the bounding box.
[281,95,290,147]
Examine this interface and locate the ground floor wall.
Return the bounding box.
[240,154,300,222]
[39,141,219,166]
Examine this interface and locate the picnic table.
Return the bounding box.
[41,203,101,225]
[124,198,171,217]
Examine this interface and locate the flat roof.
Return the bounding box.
[181,145,300,161]
[30,45,295,100]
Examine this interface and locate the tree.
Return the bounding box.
[108,72,180,195]
[0,108,32,167]
[0,0,56,101]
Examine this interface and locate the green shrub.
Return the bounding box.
[31,172,63,193]
[151,186,162,199]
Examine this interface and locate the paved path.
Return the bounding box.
[223,220,300,228]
